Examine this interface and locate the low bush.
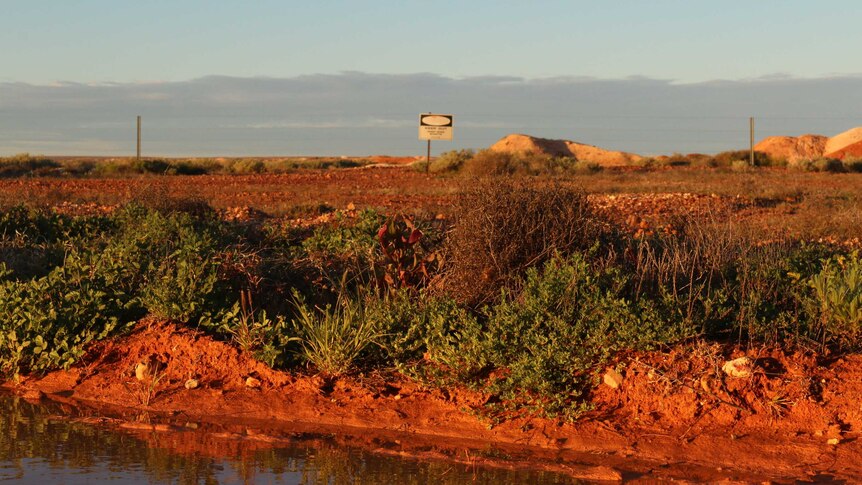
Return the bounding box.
[790,157,846,173]
[477,254,687,420]
[0,249,140,378]
[461,150,518,177]
[428,149,474,173]
[844,158,862,173]
[808,251,862,348]
[445,180,609,305]
[711,150,773,168]
[0,154,60,177]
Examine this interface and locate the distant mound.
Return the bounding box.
[489,134,642,166]
[826,140,862,160]
[754,127,862,161]
[753,135,828,161]
[825,127,862,156]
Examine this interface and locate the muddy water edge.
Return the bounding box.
[0,391,588,484]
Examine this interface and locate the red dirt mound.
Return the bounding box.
[754,134,827,161]
[489,134,642,166]
[826,139,862,160]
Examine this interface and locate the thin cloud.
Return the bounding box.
[1,73,860,156]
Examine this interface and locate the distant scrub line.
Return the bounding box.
[0,181,860,420]
[2,150,861,178]
[0,153,372,177]
[414,148,862,176]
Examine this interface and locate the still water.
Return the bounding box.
[0,393,577,484]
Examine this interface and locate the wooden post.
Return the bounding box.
[425,112,432,174]
[136,115,142,161]
[749,117,754,166]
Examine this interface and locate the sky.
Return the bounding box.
[1,1,861,156]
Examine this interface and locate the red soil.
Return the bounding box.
[826,139,862,160]
[6,320,862,482]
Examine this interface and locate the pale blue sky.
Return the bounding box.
[1,1,861,156]
[2,0,860,83]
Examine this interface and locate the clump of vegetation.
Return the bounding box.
[290,291,382,375]
[789,157,846,173]
[427,149,474,173]
[444,180,607,305]
[710,150,775,168]
[0,154,60,177]
[808,252,862,348]
[843,157,862,173]
[458,150,600,177]
[479,254,686,420]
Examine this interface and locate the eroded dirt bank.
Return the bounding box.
[5,320,862,483]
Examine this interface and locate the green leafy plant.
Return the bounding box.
[478,254,685,420]
[809,251,862,347]
[216,289,289,367]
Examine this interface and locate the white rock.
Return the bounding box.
[722,357,754,378]
[603,369,624,389]
[184,379,199,390]
[134,362,149,381]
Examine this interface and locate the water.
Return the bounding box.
[0,393,577,484]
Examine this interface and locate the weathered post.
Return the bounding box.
[136,115,142,161]
[749,117,754,166]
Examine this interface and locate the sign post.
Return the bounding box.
[419,113,453,173]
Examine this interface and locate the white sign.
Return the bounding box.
[419,113,453,140]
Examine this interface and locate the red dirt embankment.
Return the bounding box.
[6,320,862,482]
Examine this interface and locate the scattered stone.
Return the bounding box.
[245,376,261,388]
[346,202,356,211]
[184,379,199,390]
[827,438,840,445]
[21,389,44,401]
[571,465,623,482]
[603,369,624,389]
[134,362,149,381]
[722,357,754,378]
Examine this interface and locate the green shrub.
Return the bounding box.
[814,157,846,173]
[366,291,484,380]
[843,158,862,173]
[479,254,685,420]
[428,149,474,173]
[0,249,140,378]
[229,159,266,174]
[132,158,171,174]
[570,159,603,174]
[213,291,289,367]
[790,157,845,173]
[461,150,519,176]
[0,154,60,177]
[299,209,383,287]
[808,252,862,348]
[106,207,227,325]
[167,161,209,175]
[711,150,772,168]
[731,159,753,172]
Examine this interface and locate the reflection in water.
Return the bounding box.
[0,393,576,484]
